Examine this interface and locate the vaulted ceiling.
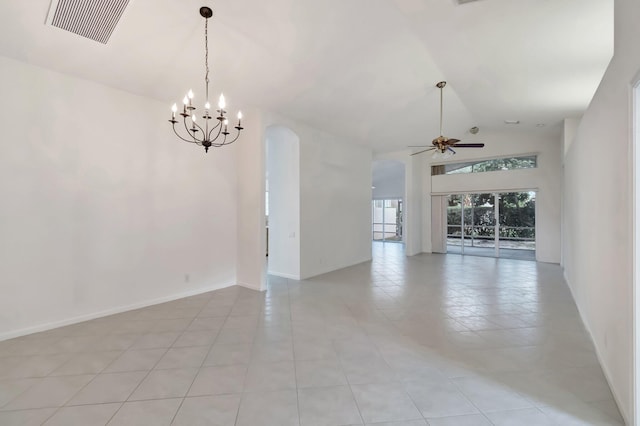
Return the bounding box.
[0,0,613,152]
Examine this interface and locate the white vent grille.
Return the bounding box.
[46,0,130,44]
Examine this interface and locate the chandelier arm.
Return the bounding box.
[191,119,207,138]
[212,138,227,148]
[182,117,203,143]
[208,121,224,143]
[172,123,199,144]
[207,119,222,140]
[222,130,242,146]
[183,117,195,141]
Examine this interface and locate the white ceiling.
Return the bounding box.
[0,0,613,152]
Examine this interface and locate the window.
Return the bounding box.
[432,155,537,176]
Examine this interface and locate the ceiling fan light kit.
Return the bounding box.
[168,6,244,153]
[410,81,484,158]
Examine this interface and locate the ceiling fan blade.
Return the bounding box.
[445,138,460,145]
[410,147,436,156]
[447,147,456,154]
[451,143,485,148]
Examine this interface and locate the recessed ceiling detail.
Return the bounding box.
[46,0,130,44]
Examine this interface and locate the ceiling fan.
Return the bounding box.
[410,81,484,157]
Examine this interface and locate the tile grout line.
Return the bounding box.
[103,294,215,425]
[286,277,304,426]
[170,290,237,425]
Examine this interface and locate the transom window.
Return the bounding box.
[432,155,537,176]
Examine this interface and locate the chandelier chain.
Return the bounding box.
[205,17,210,103]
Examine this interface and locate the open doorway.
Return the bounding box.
[372,199,403,242]
[265,125,301,280]
[372,160,406,248]
[445,192,536,260]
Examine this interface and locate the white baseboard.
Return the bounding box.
[0,281,235,342]
[237,281,265,292]
[267,271,300,280]
[563,269,631,425]
[301,256,372,280]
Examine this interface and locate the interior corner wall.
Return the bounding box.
[562,0,638,420]
[0,56,238,340]
[266,127,300,280]
[563,117,581,158]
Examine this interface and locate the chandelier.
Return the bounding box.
[168,6,243,153]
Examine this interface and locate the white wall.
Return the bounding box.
[298,125,373,279]
[563,117,581,158]
[266,126,300,279]
[562,0,639,420]
[235,109,267,291]
[426,129,562,263]
[0,56,238,339]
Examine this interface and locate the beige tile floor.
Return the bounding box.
[0,242,625,425]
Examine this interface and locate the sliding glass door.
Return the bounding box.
[372,199,403,242]
[469,193,497,251]
[446,192,535,259]
[498,192,536,252]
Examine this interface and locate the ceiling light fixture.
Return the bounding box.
[409,81,484,158]
[168,6,243,153]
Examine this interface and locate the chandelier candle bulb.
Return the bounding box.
[218,94,226,110]
[188,89,194,107]
[171,103,177,120]
[238,111,242,126]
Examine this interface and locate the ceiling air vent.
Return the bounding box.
[457,0,481,4]
[46,0,130,44]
